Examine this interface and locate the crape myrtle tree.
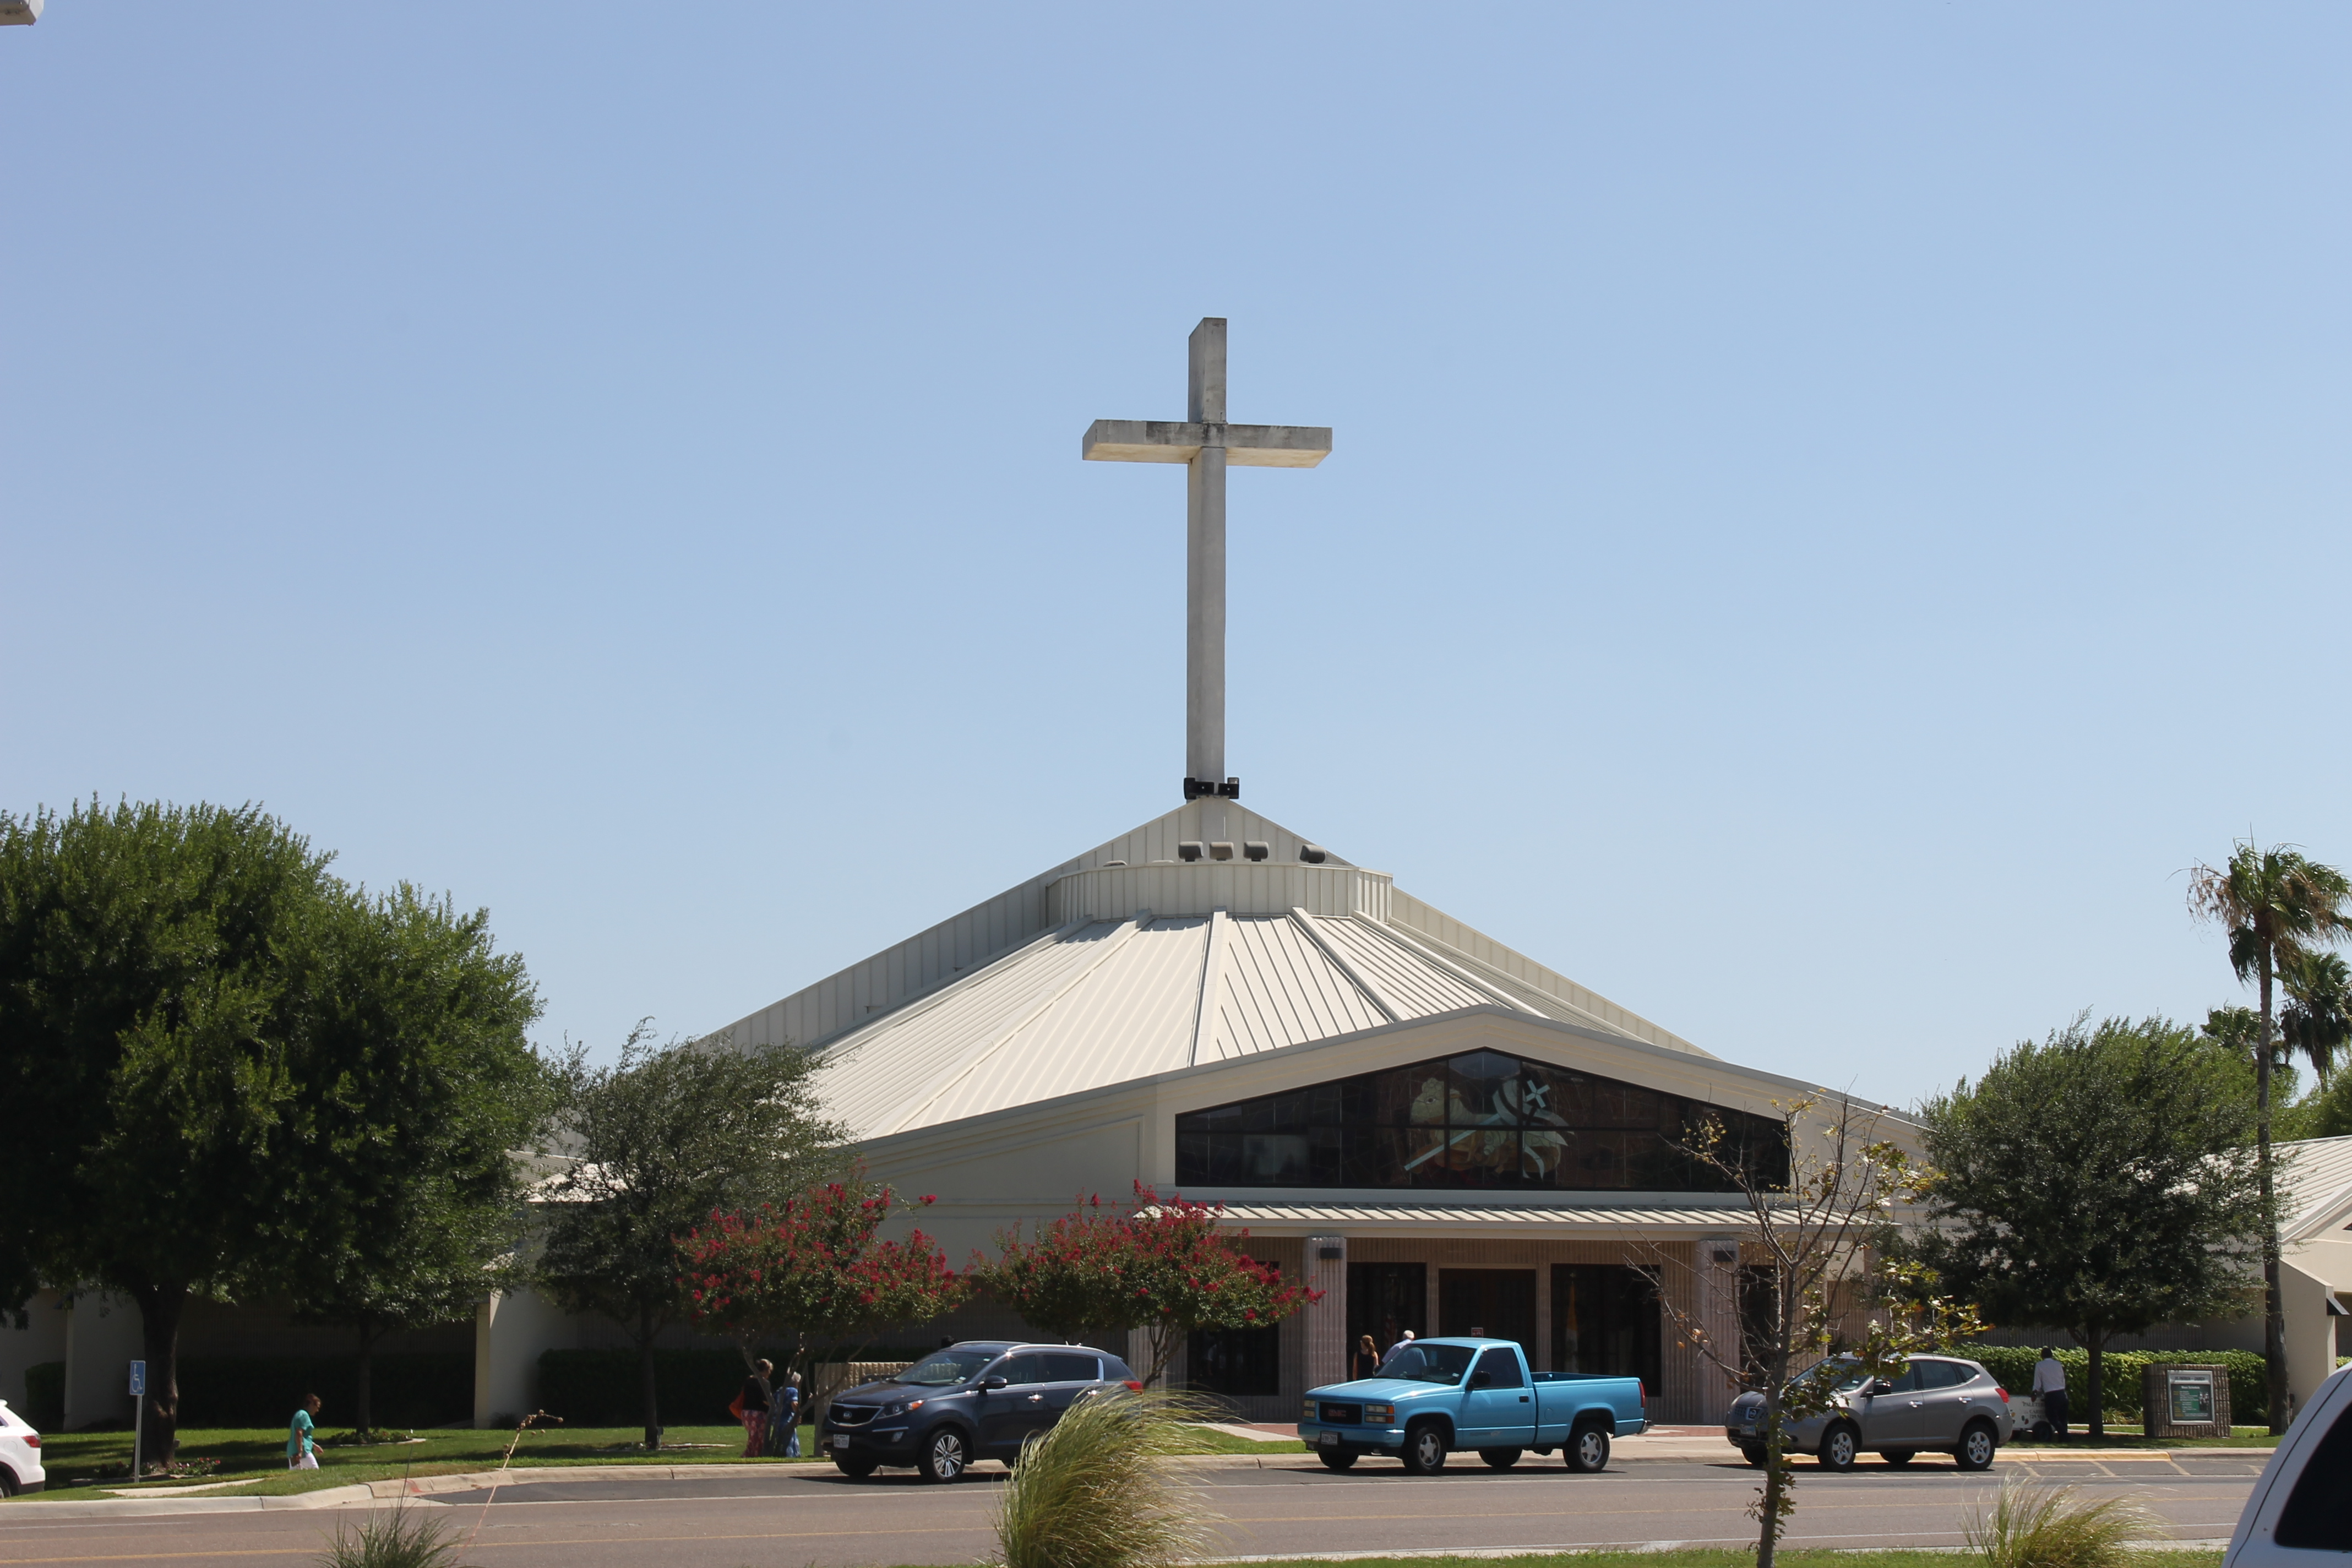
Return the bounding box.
[534,1025,842,1451]
[1637,1097,1980,1568]
[680,1175,968,1392]
[2188,842,2352,1431]
[1916,1015,2266,1436]
[0,802,544,1465]
[984,1184,1321,1387]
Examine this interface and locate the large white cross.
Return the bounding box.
[1084,318,1332,804]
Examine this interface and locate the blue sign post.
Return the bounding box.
[128,1361,145,1484]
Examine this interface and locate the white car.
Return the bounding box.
[2223,1363,2352,1567]
[0,1399,44,1497]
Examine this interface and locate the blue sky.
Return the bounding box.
[4,4,2345,1109]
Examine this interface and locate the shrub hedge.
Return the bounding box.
[20,1360,63,1430]
[1961,1344,2266,1425]
[534,1346,940,1428]
[177,1354,474,1428]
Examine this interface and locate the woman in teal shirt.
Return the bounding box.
[287,1393,322,1469]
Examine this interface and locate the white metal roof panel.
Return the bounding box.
[1208,1200,1756,1231]
[2283,1135,2352,1239]
[1315,917,1494,1017]
[1211,916,1387,1061]
[913,917,1210,1129]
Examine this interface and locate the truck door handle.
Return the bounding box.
[1519,1396,1529,1403]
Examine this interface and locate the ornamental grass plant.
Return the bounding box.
[319,1504,466,1568]
[1966,1482,2160,1568]
[994,1389,1219,1568]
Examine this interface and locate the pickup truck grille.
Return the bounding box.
[829,1403,877,1427]
[1319,1402,1363,1425]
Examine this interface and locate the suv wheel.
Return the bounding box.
[1818,1423,1859,1472]
[918,1427,970,1483]
[833,1455,878,1479]
[1954,1420,1997,1472]
[1880,1448,1915,1466]
[1739,1444,1766,1468]
[1402,1420,1447,1476]
[1566,1424,1610,1473]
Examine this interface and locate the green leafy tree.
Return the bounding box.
[289,886,552,1435]
[2188,842,2352,1430]
[983,1184,1321,1387]
[0,801,543,1463]
[533,1026,842,1450]
[1642,1096,1979,1568]
[1917,1015,2266,1438]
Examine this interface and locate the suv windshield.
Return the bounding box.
[1379,1343,1478,1386]
[899,1350,1000,1386]
[1790,1358,1872,1395]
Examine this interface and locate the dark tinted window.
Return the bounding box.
[997,1354,1048,1386]
[2278,1398,2352,1549]
[1881,1365,1923,1394]
[1175,1050,1789,1192]
[901,1350,999,1386]
[1474,1348,1525,1389]
[1041,1353,1101,1383]
[1918,1361,1969,1390]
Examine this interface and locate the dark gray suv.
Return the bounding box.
[824,1341,1139,1482]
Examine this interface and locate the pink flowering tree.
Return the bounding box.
[682,1173,968,1387]
[984,1182,1321,1386]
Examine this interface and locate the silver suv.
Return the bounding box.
[1724,1353,2016,1471]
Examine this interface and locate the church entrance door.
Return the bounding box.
[1439,1269,1536,1364]
[1550,1264,1663,1398]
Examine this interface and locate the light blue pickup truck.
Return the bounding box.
[1298,1337,1648,1474]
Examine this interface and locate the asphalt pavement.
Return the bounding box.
[0,1450,2267,1568]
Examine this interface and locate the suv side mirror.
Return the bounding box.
[1469,1371,1493,1389]
[980,1375,1008,1392]
[1869,1379,1894,1396]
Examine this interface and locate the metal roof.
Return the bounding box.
[2281,1135,2352,1241]
[714,801,1720,1142]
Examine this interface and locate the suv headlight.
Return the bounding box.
[879,1399,924,1419]
[1364,1403,1395,1424]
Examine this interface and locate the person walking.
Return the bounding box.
[1385,1329,1417,1362]
[1352,1334,1381,1381]
[287,1393,322,1470]
[2032,1348,2070,1442]
[738,1359,775,1457]
[768,1371,802,1457]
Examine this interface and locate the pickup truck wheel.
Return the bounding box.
[1402,1420,1448,1476]
[917,1427,970,1483]
[1818,1423,1859,1472]
[1954,1420,1997,1472]
[1317,1449,1358,1472]
[1880,1448,1916,1466]
[1479,1447,1522,1469]
[833,1456,878,1479]
[1565,1424,1610,1473]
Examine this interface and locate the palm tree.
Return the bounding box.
[2187,842,2352,1432]
[2280,950,2352,1083]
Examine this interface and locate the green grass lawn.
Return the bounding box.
[29,1419,1303,1498]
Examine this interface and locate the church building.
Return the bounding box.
[622,319,1841,1425]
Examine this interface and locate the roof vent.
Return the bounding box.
[1243,840,1269,862]
[1298,844,1328,864]
[1177,841,1204,863]
[1209,841,1235,861]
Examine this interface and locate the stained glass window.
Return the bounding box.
[1174,1050,1788,1191]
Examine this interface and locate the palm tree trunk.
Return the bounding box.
[2261,955,2290,1434]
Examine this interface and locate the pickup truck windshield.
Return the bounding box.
[900,1351,1000,1386]
[1379,1343,1478,1385]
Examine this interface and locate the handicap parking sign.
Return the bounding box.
[128,1360,145,1397]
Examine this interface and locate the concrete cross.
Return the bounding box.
[1084,318,1332,804]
